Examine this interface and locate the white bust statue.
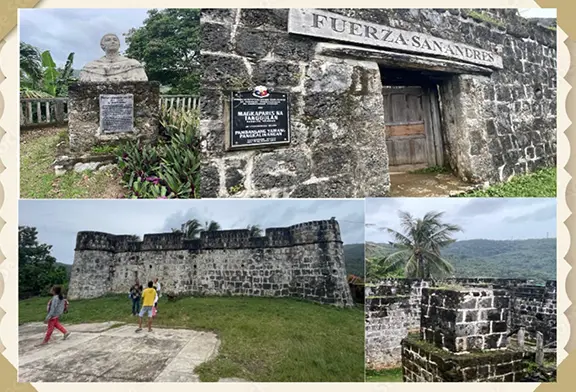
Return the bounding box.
[79,33,148,82]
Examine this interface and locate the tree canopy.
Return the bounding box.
[369,211,462,280]
[366,237,556,284]
[173,219,221,239]
[19,226,67,299]
[246,225,262,237]
[124,8,200,94]
[20,42,76,98]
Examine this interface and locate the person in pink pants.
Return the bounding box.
[41,286,70,345]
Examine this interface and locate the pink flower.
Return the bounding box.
[146,176,160,185]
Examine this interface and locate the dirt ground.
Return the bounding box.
[389,172,475,197]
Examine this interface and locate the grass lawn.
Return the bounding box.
[366,367,403,382]
[20,127,125,198]
[457,167,556,197]
[20,295,365,382]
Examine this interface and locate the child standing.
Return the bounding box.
[136,281,157,333]
[42,286,70,345]
[153,278,161,311]
[152,290,159,318]
[129,283,142,316]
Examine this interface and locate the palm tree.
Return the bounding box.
[180,219,203,239]
[204,220,221,232]
[173,219,221,239]
[246,224,262,237]
[20,42,43,90]
[20,43,76,97]
[377,211,462,279]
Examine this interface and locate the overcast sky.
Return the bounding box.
[518,8,557,18]
[19,199,365,265]
[19,8,555,68]
[19,8,154,67]
[365,198,556,243]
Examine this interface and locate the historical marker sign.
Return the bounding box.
[230,90,290,149]
[288,8,503,69]
[100,94,134,133]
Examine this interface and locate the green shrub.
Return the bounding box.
[117,107,202,199]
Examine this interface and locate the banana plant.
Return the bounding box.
[55,52,75,96]
[41,50,58,96]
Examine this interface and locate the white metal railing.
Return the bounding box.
[159,95,200,111]
[20,95,199,128]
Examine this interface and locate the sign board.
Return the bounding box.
[288,8,503,69]
[99,94,134,133]
[229,90,290,149]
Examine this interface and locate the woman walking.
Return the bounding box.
[41,286,70,345]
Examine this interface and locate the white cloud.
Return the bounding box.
[365,198,556,243]
[19,8,153,67]
[518,8,557,18]
[19,199,365,264]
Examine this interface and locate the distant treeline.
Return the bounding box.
[366,238,556,283]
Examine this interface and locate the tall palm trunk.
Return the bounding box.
[415,249,425,279]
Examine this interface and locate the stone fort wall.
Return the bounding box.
[365,278,557,369]
[200,8,556,198]
[67,220,354,307]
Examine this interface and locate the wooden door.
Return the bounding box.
[382,86,443,170]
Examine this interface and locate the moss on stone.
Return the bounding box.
[404,333,524,361]
[91,144,119,155]
[228,76,253,90]
[228,183,245,195]
[465,11,506,28]
[432,284,466,291]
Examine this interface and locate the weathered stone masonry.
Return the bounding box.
[68,81,160,154]
[401,334,536,382]
[200,9,556,198]
[67,220,353,307]
[365,278,557,369]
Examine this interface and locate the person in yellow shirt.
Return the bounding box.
[136,281,157,332]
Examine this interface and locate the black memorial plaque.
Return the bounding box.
[230,91,290,149]
[100,94,134,133]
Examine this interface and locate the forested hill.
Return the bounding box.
[366,238,556,282]
[56,262,72,278]
[343,243,364,277]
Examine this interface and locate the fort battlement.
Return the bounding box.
[75,219,342,252]
[68,219,352,307]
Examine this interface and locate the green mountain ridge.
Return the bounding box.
[343,243,364,277]
[365,238,556,282]
[56,262,72,278]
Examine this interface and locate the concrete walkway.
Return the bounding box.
[18,321,220,382]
